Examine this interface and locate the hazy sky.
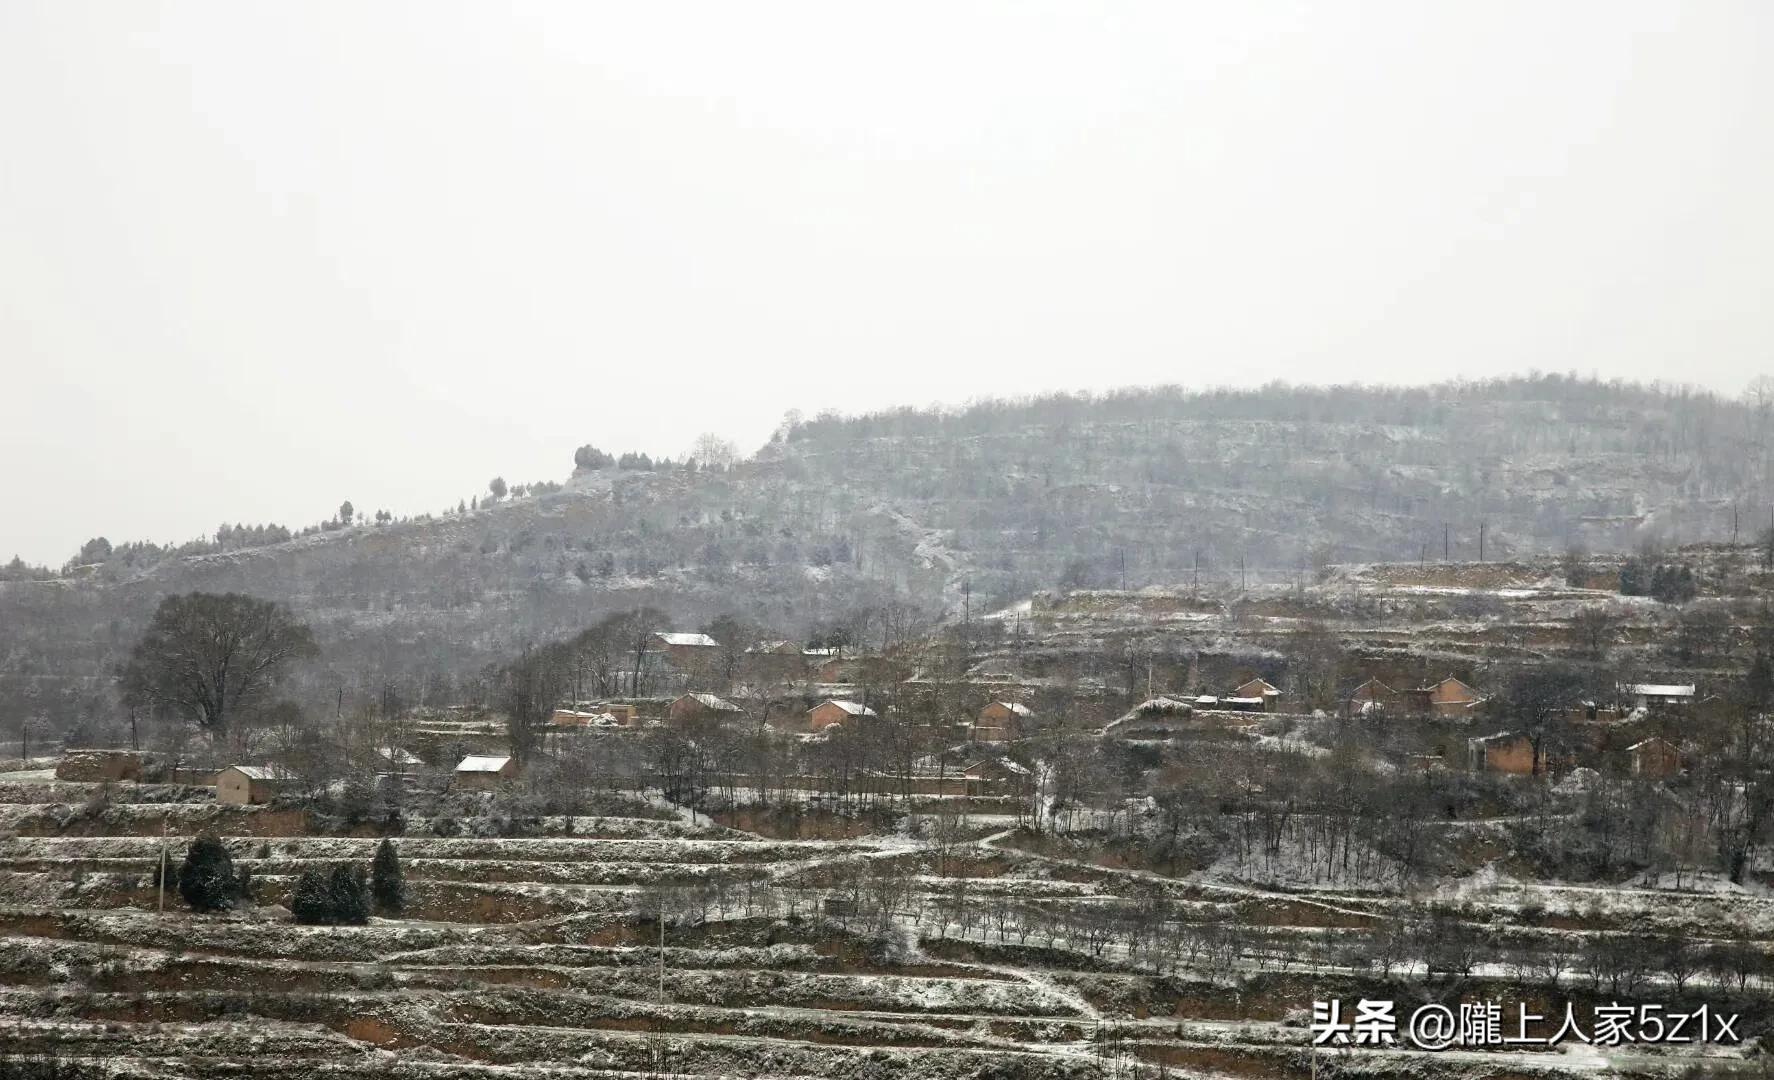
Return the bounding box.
[3,2,1771,566]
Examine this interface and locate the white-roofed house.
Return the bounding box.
[1620,683,1697,710]
[807,699,877,732]
[652,631,725,684]
[453,754,519,791]
[743,640,811,680]
[376,747,425,770]
[217,764,299,805]
[1231,678,1283,711]
[668,692,744,727]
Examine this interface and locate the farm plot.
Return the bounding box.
[0,773,1768,1078]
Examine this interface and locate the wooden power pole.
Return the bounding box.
[157,815,168,915]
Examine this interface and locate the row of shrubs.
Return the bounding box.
[166,834,404,925]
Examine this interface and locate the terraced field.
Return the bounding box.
[1,767,1767,1078]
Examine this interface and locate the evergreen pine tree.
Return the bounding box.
[371,838,404,915]
[290,869,332,924]
[328,863,370,925]
[177,834,237,912]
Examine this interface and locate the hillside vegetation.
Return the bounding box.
[3,376,1769,734]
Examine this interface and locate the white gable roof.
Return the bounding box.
[1622,683,1696,698]
[682,692,741,712]
[228,764,295,781]
[656,632,720,648]
[989,701,1034,717]
[815,699,876,717]
[456,754,512,773]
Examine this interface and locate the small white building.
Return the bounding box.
[453,754,519,790]
[1619,683,1696,710]
[217,764,298,805]
[376,747,425,769]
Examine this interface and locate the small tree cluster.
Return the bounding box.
[173,833,252,913]
[573,444,615,470]
[289,841,403,924]
[1620,557,1696,603]
[291,864,371,925]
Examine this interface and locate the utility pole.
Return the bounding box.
[19,720,27,764]
[157,815,168,915]
[960,579,972,667]
[1119,549,1127,591]
[1192,550,1200,596]
[1478,522,1487,563]
[129,708,139,752]
[1443,523,1450,561]
[658,892,667,1006]
[1239,555,1246,594]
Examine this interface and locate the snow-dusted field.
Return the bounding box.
[1,765,1768,1079]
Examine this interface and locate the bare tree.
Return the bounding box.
[1570,604,1618,658]
[689,433,738,468]
[119,592,318,750]
[1493,662,1600,777]
[497,643,569,763]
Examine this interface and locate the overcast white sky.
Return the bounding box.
[3,2,1771,566]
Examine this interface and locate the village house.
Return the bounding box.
[652,632,722,669]
[453,754,519,790]
[376,747,425,771]
[1231,678,1282,712]
[743,640,809,681]
[749,640,802,656]
[1628,736,1682,779]
[1467,732,1536,775]
[806,699,877,732]
[54,748,153,783]
[597,703,642,727]
[972,700,1032,742]
[216,764,298,805]
[550,707,617,727]
[1408,676,1485,718]
[1218,695,1268,713]
[668,692,744,727]
[1620,683,1697,711]
[168,755,226,787]
[962,756,1032,794]
[1345,677,1401,718]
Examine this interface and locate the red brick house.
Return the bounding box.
[1346,678,1400,717]
[807,699,876,732]
[1628,736,1682,779]
[1467,732,1535,775]
[973,700,1032,742]
[1231,678,1282,712]
[668,692,743,727]
[1409,676,1485,718]
[652,632,722,671]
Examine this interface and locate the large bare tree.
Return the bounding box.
[119,592,317,748]
[497,642,571,764]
